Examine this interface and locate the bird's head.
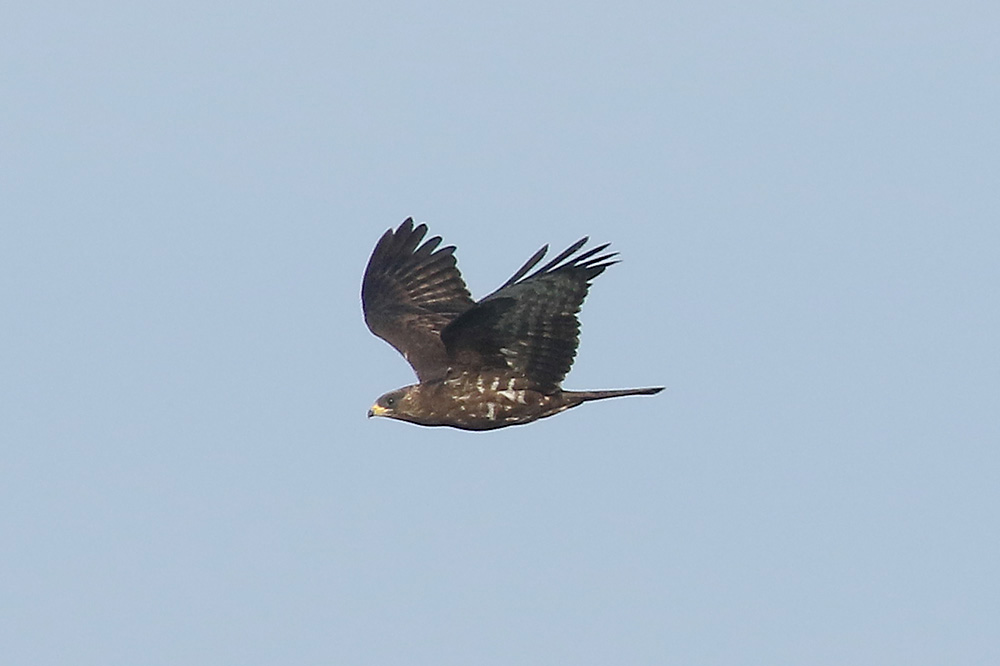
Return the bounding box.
[367,385,421,422]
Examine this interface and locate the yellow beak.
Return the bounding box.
[368,404,389,418]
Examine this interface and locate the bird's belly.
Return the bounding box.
[427,375,565,430]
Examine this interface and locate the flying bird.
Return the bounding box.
[362,218,663,430]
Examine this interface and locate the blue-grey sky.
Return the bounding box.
[3,2,998,664]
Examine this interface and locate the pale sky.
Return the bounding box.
[3,2,998,664]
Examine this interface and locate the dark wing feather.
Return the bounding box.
[362,218,475,381]
[441,238,618,393]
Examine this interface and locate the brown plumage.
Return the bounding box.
[362,218,663,430]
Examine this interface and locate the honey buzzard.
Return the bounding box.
[362,218,663,430]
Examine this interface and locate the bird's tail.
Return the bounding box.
[565,387,664,403]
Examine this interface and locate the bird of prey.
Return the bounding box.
[362,218,663,430]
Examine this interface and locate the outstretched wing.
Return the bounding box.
[362,218,475,381]
[440,238,617,393]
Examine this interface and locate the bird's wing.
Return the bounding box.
[362,218,475,381]
[440,238,617,393]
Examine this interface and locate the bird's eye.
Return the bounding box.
[385,396,396,407]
